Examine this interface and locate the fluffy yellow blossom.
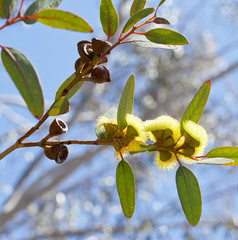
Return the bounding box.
[154,151,178,170]
[144,115,181,143]
[95,114,146,159]
[178,120,208,164]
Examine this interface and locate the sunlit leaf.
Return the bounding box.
[180,81,211,133]
[130,0,146,16]
[32,9,93,32]
[207,147,238,166]
[145,28,188,45]
[55,73,84,100]
[116,160,135,218]
[128,140,153,154]
[197,158,234,165]
[24,0,63,24]
[158,0,166,8]
[123,8,154,33]
[176,166,202,226]
[100,0,119,38]
[117,75,135,130]
[1,47,44,118]
[0,0,17,18]
[49,97,70,116]
[128,36,176,49]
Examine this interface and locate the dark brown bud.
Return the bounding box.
[49,118,68,136]
[44,144,69,164]
[92,38,112,57]
[91,65,111,83]
[77,40,94,63]
[74,58,81,71]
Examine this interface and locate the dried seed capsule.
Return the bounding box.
[44,144,69,164]
[55,145,69,164]
[77,41,94,63]
[92,38,112,57]
[49,118,68,136]
[91,65,111,83]
[74,58,81,71]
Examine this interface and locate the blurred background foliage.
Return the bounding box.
[1,0,238,239]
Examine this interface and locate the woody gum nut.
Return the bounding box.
[44,144,63,160]
[77,41,94,63]
[49,118,68,136]
[55,145,69,164]
[92,38,112,56]
[91,65,111,83]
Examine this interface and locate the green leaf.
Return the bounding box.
[158,0,166,8]
[32,9,93,32]
[24,0,63,24]
[0,0,17,18]
[128,36,176,49]
[100,0,119,38]
[197,158,234,165]
[176,166,202,226]
[55,73,84,100]
[130,0,146,16]
[117,75,135,130]
[145,28,188,45]
[180,81,211,133]
[123,8,154,33]
[49,97,70,116]
[116,160,135,218]
[207,147,238,166]
[1,47,44,119]
[153,17,170,25]
[128,140,153,154]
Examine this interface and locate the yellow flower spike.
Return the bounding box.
[178,120,208,164]
[154,151,178,170]
[144,115,181,143]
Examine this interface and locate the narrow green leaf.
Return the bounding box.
[33,9,93,32]
[49,97,70,116]
[128,140,154,154]
[158,0,166,8]
[197,158,234,165]
[128,36,176,49]
[123,8,154,33]
[0,0,17,18]
[130,0,146,16]
[207,147,238,166]
[1,47,44,118]
[117,75,135,130]
[55,73,84,100]
[100,0,119,38]
[24,0,63,24]
[116,160,135,218]
[145,28,188,45]
[176,166,202,226]
[180,81,211,133]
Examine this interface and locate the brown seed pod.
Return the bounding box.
[49,118,68,136]
[55,145,69,164]
[74,58,81,71]
[44,144,69,164]
[92,38,112,57]
[77,40,94,63]
[91,65,111,84]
